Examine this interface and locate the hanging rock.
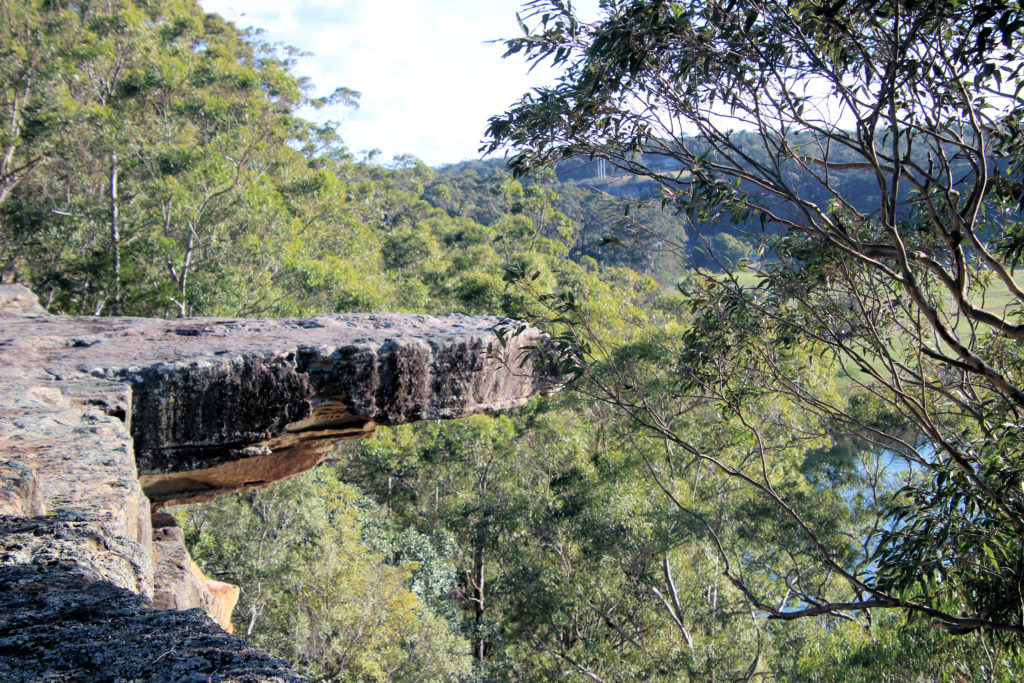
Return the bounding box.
[0,285,557,681]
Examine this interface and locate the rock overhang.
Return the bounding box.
[2,294,554,505]
[0,284,557,681]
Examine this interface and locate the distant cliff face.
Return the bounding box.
[0,284,556,682]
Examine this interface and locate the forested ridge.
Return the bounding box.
[5,0,1024,681]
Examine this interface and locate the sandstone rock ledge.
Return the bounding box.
[0,285,556,682]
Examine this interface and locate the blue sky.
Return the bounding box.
[199,0,600,167]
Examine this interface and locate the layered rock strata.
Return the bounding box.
[0,285,554,681]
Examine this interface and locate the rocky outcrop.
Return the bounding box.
[151,512,240,633]
[0,554,304,683]
[0,283,47,317]
[0,284,556,681]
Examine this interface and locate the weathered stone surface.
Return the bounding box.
[0,376,152,596]
[0,459,42,516]
[152,512,240,632]
[0,285,556,680]
[2,306,553,505]
[0,283,47,317]
[0,562,303,682]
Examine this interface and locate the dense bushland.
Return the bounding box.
[5,1,1024,680]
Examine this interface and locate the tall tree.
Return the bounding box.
[179,467,472,682]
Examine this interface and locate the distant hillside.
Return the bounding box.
[437,131,1004,281]
[431,158,694,282]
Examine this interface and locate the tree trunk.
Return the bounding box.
[472,544,486,661]
[109,152,120,313]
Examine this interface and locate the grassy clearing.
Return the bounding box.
[710,267,1023,390]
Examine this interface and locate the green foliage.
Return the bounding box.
[709,232,751,269]
[12,0,1024,679]
[794,614,1024,683]
[486,0,1024,661]
[177,468,472,682]
[430,158,692,282]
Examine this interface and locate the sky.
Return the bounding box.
[199,0,600,167]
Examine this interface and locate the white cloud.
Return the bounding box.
[200,0,600,166]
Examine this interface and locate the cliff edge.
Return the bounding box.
[0,285,555,682]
